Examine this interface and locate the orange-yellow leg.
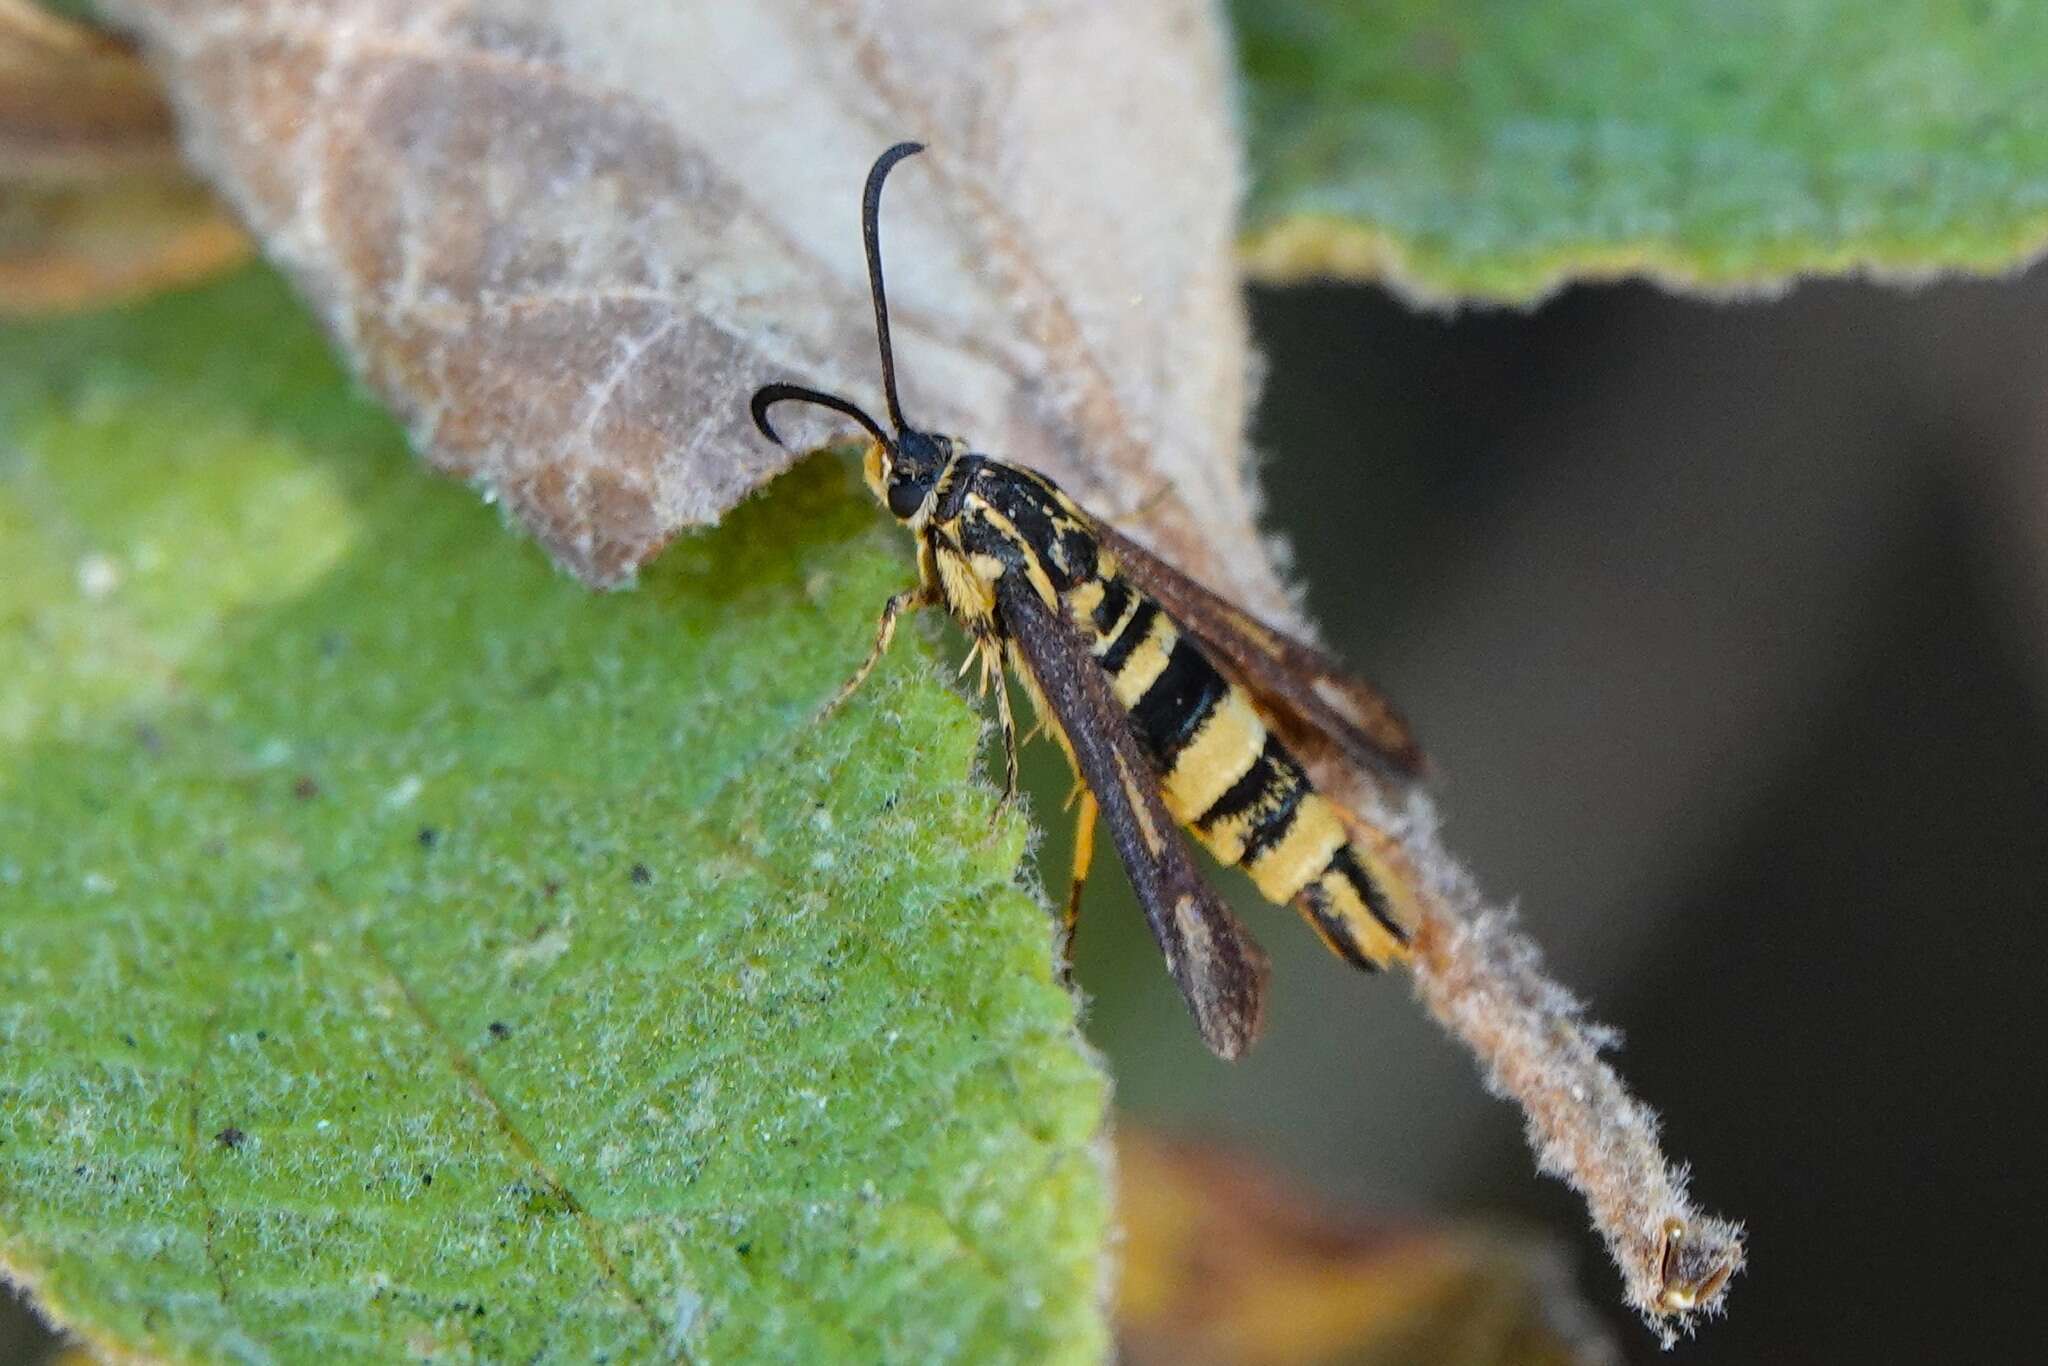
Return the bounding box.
[826,586,931,716]
[1061,791,1099,968]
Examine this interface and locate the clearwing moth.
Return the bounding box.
[751,143,1426,1059]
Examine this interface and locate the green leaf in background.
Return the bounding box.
[0,270,1111,1362]
[1236,0,2048,302]
[19,0,102,23]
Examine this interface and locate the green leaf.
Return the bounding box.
[1235,0,2048,302]
[22,1,104,23]
[0,270,1111,1362]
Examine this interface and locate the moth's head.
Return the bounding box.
[862,427,959,522]
[750,142,960,526]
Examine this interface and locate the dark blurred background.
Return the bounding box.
[8,267,2046,1362]
[1068,263,2048,1364]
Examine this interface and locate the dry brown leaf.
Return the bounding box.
[1115,1130,1619,1366]
[0,178,248,315]
[0,0,176,176]
[94,0,1277,606]
[0,0,249,315]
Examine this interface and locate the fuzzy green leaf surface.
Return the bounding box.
[1236,0,2048,302]
[0,270,1111,1363]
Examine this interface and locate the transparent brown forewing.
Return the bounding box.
[1091,521,1425,783]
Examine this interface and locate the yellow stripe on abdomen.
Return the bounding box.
[1108,613,1178,707]
[1245,792,1348,904]
[1160,687,1267,824]
[1300,858,1410,966]
[1068,574,1421,976]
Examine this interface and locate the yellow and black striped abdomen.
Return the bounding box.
[1066,566,1419,969]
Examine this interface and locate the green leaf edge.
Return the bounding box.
[1238,207,2048,307]
[1233,0,2048,304]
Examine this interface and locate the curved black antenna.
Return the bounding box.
[746,143,926,452]
[750,382,890,450]
[862,141,925,432]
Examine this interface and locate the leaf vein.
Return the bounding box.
[355,931,687,1363]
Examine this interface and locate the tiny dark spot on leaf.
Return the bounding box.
[122,1033,137,1048]
[521,1185,574,1217]
[735,1241,752,1257]
[630,862,652,885]
[418,826,439,849]
[256,1030,268,1042]
[488,1020,512,1040]
[215,1126,245,1150]
[421,1170,434,1186]
[292,775,321,800]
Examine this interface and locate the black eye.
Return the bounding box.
[887,479,928,519]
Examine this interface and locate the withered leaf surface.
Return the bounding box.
[1115,1131,1619,1366]
[0,0,249,315]
[0,0,175,176]
[98,0,1276,606]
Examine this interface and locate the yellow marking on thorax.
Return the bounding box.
[934,540,996,628]
[1245,792,1348,903]
[968,498,1059,609]
[1160,688,1267,823]
[1109,614,1177,706]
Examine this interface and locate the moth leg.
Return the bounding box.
[826,585,933,717]
[1060,790,1099,973]
[988,637,1021,815]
